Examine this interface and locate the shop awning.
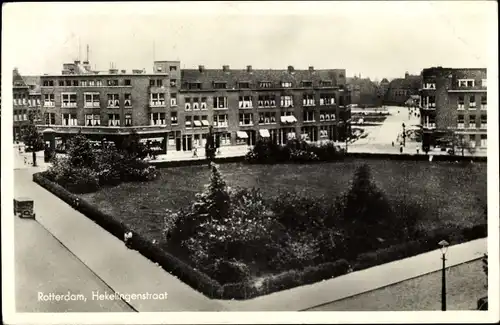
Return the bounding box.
[259,129,270,138]
[193,120,202,127]
[280,116,288,123]
[201,120,210,126]
[280,115,297,124]
[237,131,249,139]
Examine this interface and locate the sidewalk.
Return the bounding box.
[14,216,133,312]
[14,167,487,311]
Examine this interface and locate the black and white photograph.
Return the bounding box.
[1,1,498,324]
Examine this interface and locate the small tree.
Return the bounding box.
[66,132,95,168]
[22,112,44,166]
[205,126,216,166]
[454,133,475,157]
[121,130,149,159]
[336,164,395,254]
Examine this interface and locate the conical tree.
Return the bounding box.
[66,131,95,168]
[22,112,44,166]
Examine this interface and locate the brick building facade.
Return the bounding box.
[420,67,487,149]
[35,61,352,152]
[385,72,422,106]
[12,69,41,141]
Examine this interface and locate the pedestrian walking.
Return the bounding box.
[193,148,198,158]
[23,156,27,165]
[392,141,394,147]
[416,148,420,154]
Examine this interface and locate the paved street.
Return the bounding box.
[14,216,133,312]
[307,260,487,311]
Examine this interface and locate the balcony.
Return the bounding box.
[84,102,101,108]
[149,101,166,107]
[43,102,55,108]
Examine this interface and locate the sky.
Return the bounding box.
[2,1,497,80]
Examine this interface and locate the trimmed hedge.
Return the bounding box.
[33,171,488,300]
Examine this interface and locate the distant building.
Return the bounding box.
[346,76,382,107]
[378,78,390,102]
[385,72,421,106]
[419,67,487,149]
[12,68,42,141]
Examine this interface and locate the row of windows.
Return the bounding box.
[183,80,335,90]
[457,95,487,109]
[41,111,341,127]
[457,79,487,88]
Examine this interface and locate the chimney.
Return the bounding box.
[199,65,205,73]
[75,60,81,65]
[121,70,126,74]
[288,65,294,73]
[308,66,314,72]
[223,65,230,72]
[247,65,253,73]
[109,69,118,74]
[132,69,143,74]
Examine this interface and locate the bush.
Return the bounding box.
[47,157,100,193]
[207,258,252,284]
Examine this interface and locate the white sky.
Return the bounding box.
[2,1,497,80]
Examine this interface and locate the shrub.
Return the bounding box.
[47,157,100,193]
[66,133,95,168]
[207,258,252,284]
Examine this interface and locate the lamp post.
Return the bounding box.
[402,122,406,147]
[439,239,449,311]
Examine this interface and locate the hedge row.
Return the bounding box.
[33,171,487,300]
[33,171,224,299]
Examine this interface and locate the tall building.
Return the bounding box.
[12,68,42,141]
[385,72,421,106]
[37,60,352,152]
[420,67,487,149]
[346,75,382,107]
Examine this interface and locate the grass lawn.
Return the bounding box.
[80,159,487,243]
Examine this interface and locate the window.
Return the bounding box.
[481,134,487,147]
[43,94,55,107]
[423,83,436,90]
[201,97,207,110]
[170,79,177,87]
[201,115,209,127]
[239,113,253,126]
[481,95,487,109]
[468,115,476,129]
[156,79,163,87]
[188,82,201,90]
[303,111,315,122]
[258,112,276,124]
[303,94,315,106]
[185,115,192,128]
[213,82,227,89]
[320,80,332,87]
[320,94,335,105]
[96,80,102,86]
[213,96,228,109]
[150,80,156,86]
[45,113,56,125]
[107,94,120,108]
[149,113,165,126]
[169,66,177,71]
[259,81,272,88]
[481,116,487,129]
[319,126,328,138]
[458,79,475,87]
[302,81,313,87]
[482,79,487,88]
[281,81,292,88]
[458,95,465,110]
[107,80,119,86]
[469,95,476,109]
[193,98,200,110]
[43,80,54,87]
[124,79,131,86]
[73,80,79,86]
[88,80,95,87]
[62,93,77,107]
[125,114,132,126]
[220,132,231,145]
[214,114,228,127]
[59,80,65,86]
[108,114,120,126]
[258,95,276,108]
[428,96,436,108]
[150,93,165,106]
[85,114,101,126]
[124,94,132,107]
[85,93,101,108]
[280,95,293,107]
[185,97,192,110]
[239,96,253,108]
[81,80,88,87]
[170,93,177,107]
[170,112,178,125]
[62,113,78,126]
[238,82,250,89]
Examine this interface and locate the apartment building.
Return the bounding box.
[12,68,42,141]
[176,65,351,150]
[38,60,178,152]
[420,67,487,149]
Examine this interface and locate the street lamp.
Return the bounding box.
[439,239,449,311]
[402,122,406,147]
